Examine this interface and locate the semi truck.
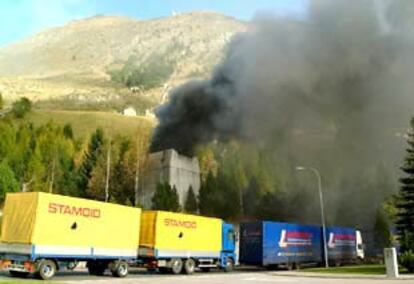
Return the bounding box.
[327,226,364,265]
[138,210,236,274]
[0,192,141,280]
[0,192,237,279]
[239,221,364,269]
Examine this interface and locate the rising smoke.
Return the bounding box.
[151,0,414,231]
[151,0,414,156]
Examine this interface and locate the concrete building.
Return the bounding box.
[140,149,201,209]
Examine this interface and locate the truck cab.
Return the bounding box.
[356,230,365,260]
[220,223,237,271]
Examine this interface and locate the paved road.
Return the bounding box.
[0,270,411,283]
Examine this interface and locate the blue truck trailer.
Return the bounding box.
[239,221,363,269]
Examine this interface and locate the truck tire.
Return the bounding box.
[111,260,129,278]
[36,259,57,280]
[9,270,30,278]
[171,258,183,275]
[183,259,196,274]
[224,258,234,273]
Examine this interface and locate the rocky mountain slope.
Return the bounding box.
[0,12,245,110]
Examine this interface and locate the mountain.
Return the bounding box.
[0,12,245,112]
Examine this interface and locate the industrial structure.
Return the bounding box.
[140,149,201,209]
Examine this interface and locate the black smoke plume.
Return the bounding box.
[150,0,414,244]
[151,0,414,157]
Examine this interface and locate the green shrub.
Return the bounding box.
[400,250,414,273]
[12,97,32,118]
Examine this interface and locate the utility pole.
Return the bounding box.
[105,141,112,202]
[296,166,329,268]
[134,148,140,207]
[49,156,56,193]
[49,149,58,194]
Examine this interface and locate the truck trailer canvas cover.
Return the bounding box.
[139,211,222,258]
[1,192,141,259]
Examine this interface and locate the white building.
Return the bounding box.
[122,107,137,117]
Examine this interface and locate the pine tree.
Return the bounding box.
[0,160,19,202]
[63,124,74,140]
[216,171,241,219]
[198,171,218,216]
[111,137,134,205]
[152,183,180,212]
[152,183,169,210]
[396,117,414,251]
[184,186,198,213]
[78,128,105,197]
[170,185,181,212]
[243,176,262,218]
[373,208,391,249]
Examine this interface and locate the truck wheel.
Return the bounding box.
[183,259,196,274]
[224,258,234,272]
[36,260,57,280]
[111,260,129,278]
[9,270,29,278]
[171,258,183,275]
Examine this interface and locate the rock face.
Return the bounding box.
[140,149,200,209]
[0,13,245,103]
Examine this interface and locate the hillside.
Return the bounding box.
[21,110,154,139]
[0,12,245,111]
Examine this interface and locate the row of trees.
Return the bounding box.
[0,119,151,205]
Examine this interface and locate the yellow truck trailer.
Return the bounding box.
[138,210,236,274]
[0,192,141,280]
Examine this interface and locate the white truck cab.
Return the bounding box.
[356,230,365,260]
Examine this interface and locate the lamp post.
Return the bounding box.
[295,166,329,268]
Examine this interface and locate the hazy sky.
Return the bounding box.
[0,0,307,46]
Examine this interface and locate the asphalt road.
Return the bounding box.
[0,269,410,284]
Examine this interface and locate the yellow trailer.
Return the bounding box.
[0,192,141,280]
[138,211,236,274]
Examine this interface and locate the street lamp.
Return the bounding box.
[295,166,329,268]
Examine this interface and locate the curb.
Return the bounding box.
[270,271,414,280]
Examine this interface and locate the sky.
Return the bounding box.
[0,0,307,47]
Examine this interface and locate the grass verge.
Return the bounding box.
[303,264,410,275]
